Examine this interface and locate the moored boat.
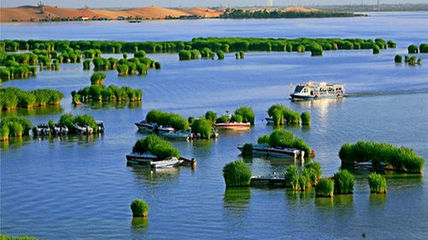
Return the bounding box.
[126,152,184,168]
[151,158,183,168]
[135,120,157,132]
[96,121,104,133]
[33,124,50,136]
[74,123,93,134]
[157,125,175,133]
[160,130,192,141]
[51,124,69,135]
[290,81,345,100]
[238,143,304,159]
[215,122,251,130]
[265,117,274,125]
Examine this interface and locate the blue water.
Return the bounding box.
[1,12,428,239]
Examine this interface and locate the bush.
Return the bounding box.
[299,174,311,190]
[0,116,32,140]
[215,114,229,124]
[241,143,253,157]
[83,59,91,70]
[179,50,191,60]
[132,134,180,159]
[368,173,387,193]
[257,134,270,144]
[223,160,252,187]
[217,50,224,60]
[315,178,334,198]
[205,111,217,124]
[394,55,402,63]
[269,129,294,148]
[310,44,323,56]
[387,40,396,48]
[74,84,142,103]
[332,170,354,194]
[284,165,299,190]
[372,45,380,54]
[90,72,106,85]
[154,62,161,69]
[339,141,425,173]
[300,112,311,126]
[145,109,189,130]
[234,106,254,125]
[420,43,428,53]
[302,161,322,184]
[239,51,245,58]
[130,199,149,217]
[408,44,418,54]
[191,118,212,139]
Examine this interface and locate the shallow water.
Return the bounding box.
[1,12,428,239]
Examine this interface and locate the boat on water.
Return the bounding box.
[135,120,157,132]
[290,81,345,100]
[265,117,274,125]
[157,125,175,133]
[160,130,192,141]
[354,161,387,169]
[238,143,305,159]
[96,121,104,133]
[51,124,69,135]
[74,124,93,134]
[126,152,183,168]
[33,124,50,136]
[215,122,251,130]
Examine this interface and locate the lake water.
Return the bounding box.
[1,12,428,239]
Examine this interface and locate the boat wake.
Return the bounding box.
[345,88,428,98]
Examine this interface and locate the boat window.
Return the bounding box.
[303,88,308,93]
[295,86,304,93]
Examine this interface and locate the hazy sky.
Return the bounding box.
[1,0,426,8]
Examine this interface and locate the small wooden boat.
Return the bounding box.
[135,120,157,132]
[238,143,304,159]
[215,122,251,130]
[151,158,183,168]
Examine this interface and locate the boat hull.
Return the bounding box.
[238,144,302,159]
[290,93,344,100]
[215,122,251,130]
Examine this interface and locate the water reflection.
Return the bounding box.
[0,105,63,117]
[131,217,149,233]
[369,194,387,206]
[223,187,251,219]
[75,101,142,110]
[128,165,180,185]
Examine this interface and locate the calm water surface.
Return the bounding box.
[1,12,428,239]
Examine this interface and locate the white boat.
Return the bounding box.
[290,81,345,100]
[215,122,251,130]
[51,125,69,135]
[126,152,183,168]
[238,143,304,159]
[160,130,192,141]
[151,158,183,168]
[33,124,50,136]
[74,124,93,134]
[157,125,174,133]
[135,120,157,132]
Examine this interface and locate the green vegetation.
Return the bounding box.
[83,59,91,70]
[191,118,212,139]
[2,38,392,58]
[234,106,255,125]
[0,234,43,240]
[0,116,32,141]
[394,54,402,63]
[220,9,357,19]
[332,170,354,194]
[420,43,428,53]
[372,45,380,54]
[368,173,387,194]
[132,134,180,159]
[130,199,149,217]
[267,104,304,125]
[256,129,312,157]
[300,112,311,126]
[284,165,299,190]
[302,162,322,184]
[204,111,217,125]
[339,141,425,173]
[0,88,63,110]
[90,72,106,85]
[408,44,418,54]
[72,85,142,103]
[146,110,189,130]
[387,40,396,48]
[223,160,252,187]
[217,50,224,60]
[241,143,253,157]
[315,178,334,198]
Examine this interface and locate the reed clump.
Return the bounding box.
[223,160,252,187]
[130,199,149,217]
[132,134,180,159]
[145,110,189,131]
[315,178,334,198]
[368,173,387,193]
[0,116,32,141]
[256,129,312,158]
[332,169,354,194]
[0,88,63,110]
[191,118,212,139]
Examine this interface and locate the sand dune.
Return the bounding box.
[0,5,222,22]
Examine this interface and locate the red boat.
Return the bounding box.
[215,122,251,130]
